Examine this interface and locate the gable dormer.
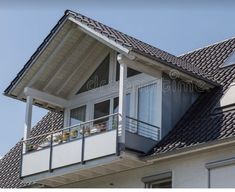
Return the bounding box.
[4,10,218,187]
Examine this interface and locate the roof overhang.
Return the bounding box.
[4,10,219,110]
[142,136,235,163]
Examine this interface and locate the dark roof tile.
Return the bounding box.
[150,37,235,156]
[4,10,217,95]
[0,112,63,188]
[2,10,235,188]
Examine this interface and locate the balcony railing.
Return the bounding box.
[20,113,160,178]
[126,116,160,141]
[23,113,119,154]
[21,113,119,177]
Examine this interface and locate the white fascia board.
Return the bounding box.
[131,51,215,90]
[144,137,235,163]
[68,17,130,55]
[8,18,69,96]
[24,87,68,108]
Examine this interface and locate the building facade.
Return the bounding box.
[1,10,235,188]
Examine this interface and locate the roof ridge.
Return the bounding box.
[178,35,235,57]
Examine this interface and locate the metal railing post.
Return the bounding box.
[116,114,120,156]
[81,125,85,164]
[49,133,53,172]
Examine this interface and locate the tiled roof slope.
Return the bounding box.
[66,10,217,85]
[0,112,63,188]
[4,10,217,95]
[150,37,235,156]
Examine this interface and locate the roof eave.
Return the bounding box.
[4,11,70,97]
[131,49,220,88]
[142,136,235,163]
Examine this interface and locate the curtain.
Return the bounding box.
[138,83,158,140]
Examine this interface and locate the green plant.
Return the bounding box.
[70,129,78,138]
[26,143,34,152]
[53,133,62,143]
[62,132,70,141]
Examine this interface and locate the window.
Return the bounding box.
[77,54,110,94]
[150,179,172,188]
[113,94,131,116]
[94,100,110,124]
[70,106,86,126]
[138,83,158,140]
[223,51,235,67]
[142,172,172,188]
[116,62,141,81]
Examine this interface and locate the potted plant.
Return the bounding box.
[84,127,90,136]
[70,129,78,139]
[62,132,70,142]
[53,132,62,144]
[40,135,51,148]
[26,143,34,152]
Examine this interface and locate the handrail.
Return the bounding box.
[126,116,160,141]
[126,116,160,129]
[22,113,119,142]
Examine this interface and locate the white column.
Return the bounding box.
[118,55,127,148]
[63,108,70,127]
[23,96,33,153]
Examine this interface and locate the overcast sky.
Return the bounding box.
[1,0,235,157]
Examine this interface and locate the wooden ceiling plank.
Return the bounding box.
[66,46,110,98]
[55,41,102,96]
[42,33,88,92]
[26,28,75,89]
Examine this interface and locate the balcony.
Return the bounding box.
[20,113,160,186]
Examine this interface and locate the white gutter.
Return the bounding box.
[142,137,235,163]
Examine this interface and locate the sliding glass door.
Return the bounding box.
[70,106,86,126]
[138,83,158,140]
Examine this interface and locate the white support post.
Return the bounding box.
[63,108,70,127]
[23,96,33,153]
[118,55,127,150]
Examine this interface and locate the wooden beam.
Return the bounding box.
[55,40,99,96]
[24,87,68,108]
[117,53,161,79]
[8,19,70,97]
[56,43,108,97]
[42,34,94,92]
[68,47,110,98]
[27,28,75,88]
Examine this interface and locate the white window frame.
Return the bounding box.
[142,171,172,188]
[63,51,162,128]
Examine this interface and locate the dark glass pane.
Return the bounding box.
[77,54,110,94]
[94,100,110,124]
[113,95,130,116]
[70,106,86,126]
[116,62,141,81]
[151,181,172,188]
[113,97,119,113]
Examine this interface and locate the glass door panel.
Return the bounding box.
[138,83,158,140]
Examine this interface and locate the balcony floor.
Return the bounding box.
[23,152,148,187]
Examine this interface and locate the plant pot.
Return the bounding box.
[26,144,34,152]
[62,132,70,142]
[70,130,78,139]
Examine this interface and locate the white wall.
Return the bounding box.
[210,164,235,188]
[59,144,235,188]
